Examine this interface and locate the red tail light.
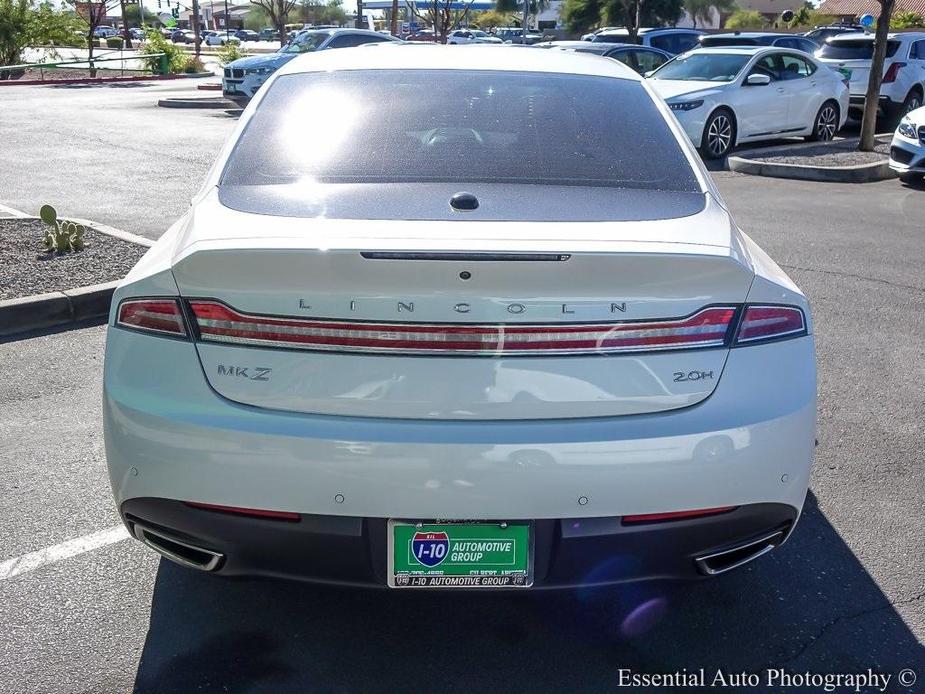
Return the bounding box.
[735,305,806,344]
[117,299,187,336]
[622,506,736,525]
[189,301,737,356]
[883,62,905,83]
[185,501,300,521]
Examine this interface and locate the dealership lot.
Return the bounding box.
[1,82,924,692]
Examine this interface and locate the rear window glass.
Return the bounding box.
[700,36,762,46]
[818,39,900,60]
[220,70,700,192]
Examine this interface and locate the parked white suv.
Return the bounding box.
[816,32,925,120]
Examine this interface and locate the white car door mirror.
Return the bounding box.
[746,73,772,86]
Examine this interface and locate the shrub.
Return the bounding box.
[217,41,246,65]
[891,11,924,28]
[182,55,205,73]
[105,35,124,48]
[724,10,766,29]
[138,29,187,73]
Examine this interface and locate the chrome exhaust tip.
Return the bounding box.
[695,529,785,576]
[130,522,224,572]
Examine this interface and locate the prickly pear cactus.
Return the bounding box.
[40,204,86,254]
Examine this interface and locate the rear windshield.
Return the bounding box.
[700,36,763,46]
[818,39,900,60]
[220,70,700,192]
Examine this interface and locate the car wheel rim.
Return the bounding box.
[817,106,837,141]
[907,96,922,114]
[707,115,732,156]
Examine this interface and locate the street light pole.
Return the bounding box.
[521,0,527,43]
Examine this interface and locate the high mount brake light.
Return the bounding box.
[117,299,187,336]
[188,301,738,356]
[735,305,806,344]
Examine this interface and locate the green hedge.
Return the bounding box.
[105,36,124,48]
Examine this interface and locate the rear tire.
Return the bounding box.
[886,89,923,124]
[806,101,839,142]
[899,172,923,184]
[700,108,736,160]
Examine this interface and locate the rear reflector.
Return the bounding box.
[185,501,300,521]
[735,305,805,344]
[189,301,737,356]
[622,506,736,525]
[117,299,187,336]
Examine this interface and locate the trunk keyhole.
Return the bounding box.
[450,192,479,211]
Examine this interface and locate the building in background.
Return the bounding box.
[816,0,925,20]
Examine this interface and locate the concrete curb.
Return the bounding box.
[157,95,235,109]
[0,72,214,87]
[728,137,896,183]
[0,216,152,339]
[197,83,222,91]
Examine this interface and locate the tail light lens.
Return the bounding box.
[735,305,806,344]
[185,501,300,521]
[189,301,738,356]
[622,506,736,525]
[116,299,187,336]
[883,62,905,83]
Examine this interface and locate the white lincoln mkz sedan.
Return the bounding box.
[104,45,816,589]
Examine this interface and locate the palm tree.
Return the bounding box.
[683,0,734,29]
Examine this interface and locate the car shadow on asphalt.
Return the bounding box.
[131,492,922,693]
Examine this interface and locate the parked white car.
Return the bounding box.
[591,27,705,55]
[205,32,240,46]
[816,32,925,120]
[889,105,925,182]
[105,46,815,590]
[447,29,502,45]
[648,46,849,159]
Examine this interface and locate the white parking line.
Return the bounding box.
[0,525,130,581]
[0,202,29,218]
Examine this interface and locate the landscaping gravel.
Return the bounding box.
[0,218,147,301]
[747,140,890,167]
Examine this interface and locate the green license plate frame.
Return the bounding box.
[388,520,533,589]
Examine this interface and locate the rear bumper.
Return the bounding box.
[121,497,798,588]
[848,94,893,115]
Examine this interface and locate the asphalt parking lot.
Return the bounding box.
[1,82,923,693]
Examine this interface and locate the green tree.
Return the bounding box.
[683,0,734,28]
[249,0,296,45]
[891,10,924,28]
[244,5,270,30]
[561,0,682,40]
[0,0,84,76]
[473,8,515,27]
[298,0,347,26]
[724,9,765,29]
[122,3,157,27]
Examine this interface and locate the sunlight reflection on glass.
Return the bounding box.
[279,87,362,171]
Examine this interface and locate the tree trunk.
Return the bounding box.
[191,0,201,57]
[391,0,398,35]
[859,0,894,151]
[278,18,287,47]
[87,26,96,78]
[120,0,133,48]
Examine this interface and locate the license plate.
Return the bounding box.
[388,521,532,588]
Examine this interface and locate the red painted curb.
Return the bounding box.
[0,73,211,87]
